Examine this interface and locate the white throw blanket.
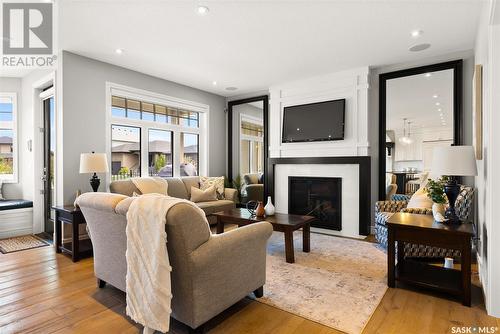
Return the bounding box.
[125,193,200,332]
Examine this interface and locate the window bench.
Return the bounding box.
[0,200,34,238]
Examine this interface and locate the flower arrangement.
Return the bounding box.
[425,176,449,204]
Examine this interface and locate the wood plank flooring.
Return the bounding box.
[0,245,498,334]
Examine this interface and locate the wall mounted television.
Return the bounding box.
[282,99,345,143]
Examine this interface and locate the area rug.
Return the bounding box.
[257,231,387,334]
[0,235,50,254]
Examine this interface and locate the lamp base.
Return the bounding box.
[90,173,100,192]
[444,178,461,224]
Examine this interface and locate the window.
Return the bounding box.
[240,117,263,175]
[148,129,173,177]
[111,125,141,180]
[111,96,200,127]
[0,94,16,181]
[108,85,207,178]
[180,133,198,176]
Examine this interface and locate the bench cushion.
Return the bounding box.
[0,200,33,211]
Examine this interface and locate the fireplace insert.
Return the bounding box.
[288,176,342,231]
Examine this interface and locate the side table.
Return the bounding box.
[53,205,93,262]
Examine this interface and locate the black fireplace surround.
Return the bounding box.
[267,156,371,235]
[288,177,342,231]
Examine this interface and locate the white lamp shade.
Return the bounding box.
[80,153,109,174]
[431,146,477,176]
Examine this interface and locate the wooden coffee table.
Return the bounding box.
[213,208,315,263]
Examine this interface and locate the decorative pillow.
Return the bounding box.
[131,177,168,196]
[407,187,433,209]
[190,185,217,203]
[199,176,225,199]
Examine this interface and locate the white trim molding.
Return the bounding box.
[269,67,370,158]
[32,72,56,235]
[0,92,18,184]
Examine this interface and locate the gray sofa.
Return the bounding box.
[75,192,273,332]
[110,176,238,223]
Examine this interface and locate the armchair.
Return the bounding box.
[241,173,264,204]
[375,186,474,259]
[76,193,273,332]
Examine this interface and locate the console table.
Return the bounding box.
[387,213,473,306]
[53,205,93,262]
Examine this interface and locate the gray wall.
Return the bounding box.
[368,50,475,225]
[60,51,226,204]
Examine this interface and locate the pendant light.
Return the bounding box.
[399,118,413,145]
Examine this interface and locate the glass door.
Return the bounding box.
[43,96,55,235]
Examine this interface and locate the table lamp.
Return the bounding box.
[79,152,109,192]
[431,146,477,223]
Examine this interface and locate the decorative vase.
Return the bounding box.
[432,203,446,221]
[264,196,275,216]
[255,201,265,217]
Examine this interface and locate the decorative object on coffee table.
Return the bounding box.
[264,196,275,216]
[431,146,477,224]
[255,201,265,217]
[79,152,109,192]
[213,208,314,263]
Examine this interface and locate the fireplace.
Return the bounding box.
[288,176,342,231]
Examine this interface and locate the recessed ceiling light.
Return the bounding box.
[438,108,442,112]
[411,30,423,38]
[409,43,431,52]
[425,73,432,78]
[197,6,209,15]
[433,94,438,98]
[115,48,124,55]
[225,87,238,91]
[212,81,217,86]
[435,102,440,106]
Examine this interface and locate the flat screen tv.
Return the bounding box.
[282,99,345,143]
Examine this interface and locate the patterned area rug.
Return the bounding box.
[257,231,387,334]
[0,235,50,254]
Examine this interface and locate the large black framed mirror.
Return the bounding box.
[378,60,463,201]
[228,96,269,204]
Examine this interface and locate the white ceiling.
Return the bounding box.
[387,69,454,132]
[9,1,484,96]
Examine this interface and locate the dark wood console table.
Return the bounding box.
[53,205,93,262]
[387,213,473,306]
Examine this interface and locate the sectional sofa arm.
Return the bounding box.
[224,188,239,203]
[191,222,273,269]
[375,200,409,213]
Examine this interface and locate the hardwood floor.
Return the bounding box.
[0,245,498,334]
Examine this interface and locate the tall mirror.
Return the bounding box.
[379,60,463,200]
[228,96,269,205]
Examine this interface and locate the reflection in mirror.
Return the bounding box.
[232,101,264,204]
[385,69,454,198]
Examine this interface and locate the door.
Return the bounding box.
[43,96,55,235]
